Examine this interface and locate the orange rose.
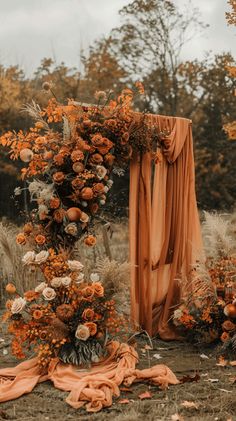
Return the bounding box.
[53,171,65,184]
[71,150,84,162]
[81,187,94,200]
[222,320,235,331]
[5,299,13,310]
[23,223,33,235]
[49,197,60,209]
[16,233,27,245]
[53,154,64,166]
[53,209,66,223]
[91,133,104,147]
[221,332,230,342]
[93,282,104,297]
[33,309,43,320]
[35,234,46,245]
[82,308,95,320]
[104,153,115,166]
[84,322,97,336]
[24,290,39,302]
[82,286,94,299]
[93,183,105,196]
[84,235,96,247]
[90,203,99,214]
[5,283,16,294]
[97,139,113,155]
[71,177,85,190]
[90,153,103,165]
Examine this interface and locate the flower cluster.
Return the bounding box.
[4,251,128,369]
[173,256,236,344]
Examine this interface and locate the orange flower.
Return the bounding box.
[16,233,27,245]
[56,304,74,321]
[222,320,235,331]
[90,153,103,165]
[71,177,85,190]
[53,209,66,223]
[71,150,84,162]
[5,299,13,310]
[104,153,115,166]
[91,134,104,147]
[93,183,105,196]
[90,203,99,214]
[81,187,94,200]
[23,223,33,235]
[84,235,96,247]
[93,282,104,297]
[82,308,95,320]
[53,154,64,166]
[49,197,60,209]
[24,290,39,302]
[82,286,94,299]
[5,283,16,294]
[221,331,230,342]
[53,171,65,184]
[84,322,97,336]
[35,234,46,245]
[33,309,43,320]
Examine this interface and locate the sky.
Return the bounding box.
[0,0,235,76]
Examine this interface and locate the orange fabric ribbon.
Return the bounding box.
[0,341,179,412]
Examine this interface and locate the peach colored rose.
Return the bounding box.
[16,233,27,245]
[81,187,94,200]
[11,297,27,314]
[53,209,66,223]
[42,287,56,301]
[82,286,94,299]
[53,172,65,184]
[71,177,85,190]
[82,308,95,320]
[75,324,90,341]
[35,234,46,245]
[93,183,105,196]
[84,322,97,336]
[68,260,84,271]
[93,282,104,297]
[90,153,103,165]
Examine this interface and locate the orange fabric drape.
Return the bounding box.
[0,341,179,412]
[129,114,203,339]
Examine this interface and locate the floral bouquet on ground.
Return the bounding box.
[3,249,128,369]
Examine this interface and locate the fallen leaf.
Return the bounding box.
[118,398,130,404]
[138,390,152,400]
[181,400,199,409]
[200,353,209,359]
[229,360,236,366]
[153,353,162,359]
[216,356,228,367]
[120,387,133,393]
[179,373,200,383]
[171,413,184,421]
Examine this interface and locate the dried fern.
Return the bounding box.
[21,100,49,130]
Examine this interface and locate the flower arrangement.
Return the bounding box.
[173,256,236,348]
[4,249,128,369]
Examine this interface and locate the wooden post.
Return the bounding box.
[102,223,112,260]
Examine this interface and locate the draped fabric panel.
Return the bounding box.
[129,114,203,339]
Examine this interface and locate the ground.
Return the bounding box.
[0,322,235,421]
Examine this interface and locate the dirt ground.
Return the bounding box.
[0,318,235,421]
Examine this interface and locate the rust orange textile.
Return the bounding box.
[0,341,179,412]
[129,114,203,339]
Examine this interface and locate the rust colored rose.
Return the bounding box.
[53,208,66,223]
[91,134,104,147]
[90,153,103,165]
[33,309,43,320]
[56,304,74,321]
[35,234,46,245]
[93,183,105,196]
[5,299,13,310]
[90,203,99,214]
[104,153,115,166]
[84,235,96,247]
[84,322,97,336]
[71,177,85,190]
[23,223,33,235]
[222,320,235,331]
[82,308,95,320]
[81,187,94,200]
[53,154,64,166]
[97,138,113,155]
[5,283,16,294]
[75,324,90,341]
[72,162,84,173]
[82,286,94,299]
[93,282,104,297]
[24,290,39,302]
[50,197,61,209]
[16,233,27,245]
[221,332,230,342]
[71,150,84,162]
[53,171,65,184]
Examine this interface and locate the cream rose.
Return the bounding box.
[22,251,36,265]
[51,277,63,288]
[35,250,49,264]
[106,179,113,189]
[90,273,100,282]
[61,276,72,287]
[35,281,47,293]
[80,212,89,223]
[96,165,107,180]
[75,324,90,341]
[64,223,78,236]
[68,260,84,272]
[42,287,56,301]
[75,272,85,283]
[11,297,27,314]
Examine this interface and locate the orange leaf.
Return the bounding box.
[138,390,152,400]
[120,387,133,393]
[216,356,228,367]
[229,361,236,366]
[118,398,130,404]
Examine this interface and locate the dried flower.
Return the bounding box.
[42,81,52,92]
[53,208,66,223]
[35,282,47,293]
[23,223,33,235]
[42,287,56,301]
[11,297,27,314]
[75,324,90,341]
[16,233,27,245]
[90,273,100,282]
[56,304,74,321]
[82,286,94,299]
[94,90,107,101]
[81,187,94,200]
[5,283,16,294]
[68,260,84,272]
[35,250,49,264]
[64,223,78,236]
[71,150,84,162]
[49,197,61,209]
[20,148,33,163]
[33,310,43,320]
[84,322,97,336]
[84,235,96,247]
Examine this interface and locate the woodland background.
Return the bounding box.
[0,0,236,221]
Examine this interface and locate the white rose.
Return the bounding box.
[35,282,47,293]
[35,250,49,264]
[68,260,84,272]
[75,272,85,284]
[107,179,113,188]
[61,276,72,287]
[90,273,100,282]
[42,287,56,301]
[75,324,90,341]
[51,277,63,288]
[22,251,36,265]
[11,297,27,314]
[104,186,109,193]
[96,165,107,180]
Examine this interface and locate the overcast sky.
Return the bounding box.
[0,0,235,76]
